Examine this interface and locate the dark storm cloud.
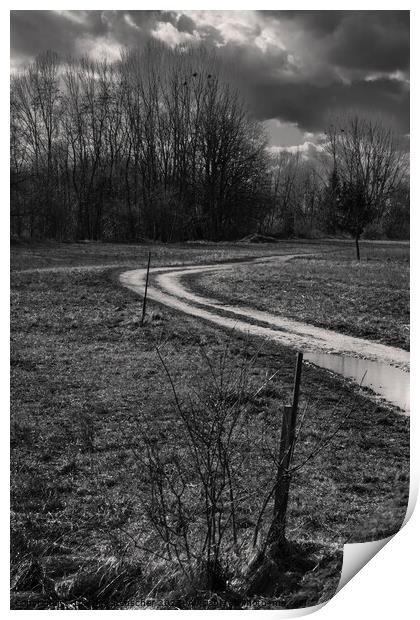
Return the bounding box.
[327,12,409,73]
[250,76,410,134]
[214,11,409,135]
[260,10,347,35]
[10,10,163,62]
[177,14,196,35]
[10,10,94,60]
[260,10,409,73]
[213,37,409,136]
[10,10,410,140]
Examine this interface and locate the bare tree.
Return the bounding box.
[325,114,408,259]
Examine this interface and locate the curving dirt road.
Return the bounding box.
[119,254,410,413]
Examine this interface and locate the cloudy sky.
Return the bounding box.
[10,10,410,148]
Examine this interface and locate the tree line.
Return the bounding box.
[10,44,409,247]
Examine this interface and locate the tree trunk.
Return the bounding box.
[355,234,360,261]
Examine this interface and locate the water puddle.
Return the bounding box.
[305,351,409,413]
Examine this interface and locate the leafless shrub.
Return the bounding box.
[118,340,358,602]
[127,340,284,594]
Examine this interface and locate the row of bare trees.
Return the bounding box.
[10,45,409,244]
[11,45,270,241]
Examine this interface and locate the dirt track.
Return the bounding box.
[119,254,409,413]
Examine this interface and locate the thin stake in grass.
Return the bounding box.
[141,251,151,325]
[267,351,303,545]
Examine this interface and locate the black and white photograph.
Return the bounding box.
[9,6,410,612]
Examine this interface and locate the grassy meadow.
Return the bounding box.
[10,240,409,609]
[11,238,319,271]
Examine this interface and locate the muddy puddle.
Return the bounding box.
[305,351,409,413]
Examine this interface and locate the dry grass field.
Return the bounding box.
[10,241,409,609]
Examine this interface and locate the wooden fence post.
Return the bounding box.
[268,351,303,545]
[141,251,151,326]
[289,351,303,463]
